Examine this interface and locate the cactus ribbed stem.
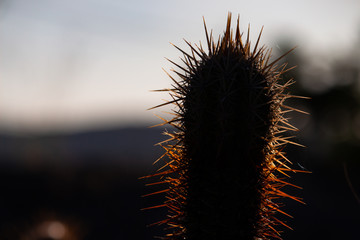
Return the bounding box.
[142,13,306,240]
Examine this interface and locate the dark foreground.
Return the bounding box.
[0,127,358,239]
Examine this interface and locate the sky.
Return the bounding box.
[0,0,359,133]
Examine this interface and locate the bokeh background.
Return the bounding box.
[0,0,359,239]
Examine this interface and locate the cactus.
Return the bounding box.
[142,13,307,240]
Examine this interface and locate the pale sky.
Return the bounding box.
[0,0,359,133]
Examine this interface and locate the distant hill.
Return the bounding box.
[0,126,170,167]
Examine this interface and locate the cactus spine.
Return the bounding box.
[143,13,306,240]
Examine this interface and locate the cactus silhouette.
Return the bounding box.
[142,13,307,240]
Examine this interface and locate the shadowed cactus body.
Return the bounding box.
[142,13,307,240]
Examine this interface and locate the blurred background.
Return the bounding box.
[0,0,359,239]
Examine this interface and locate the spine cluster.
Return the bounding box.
[142,13,307,240]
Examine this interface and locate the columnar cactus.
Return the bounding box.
[142,13,307,240]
